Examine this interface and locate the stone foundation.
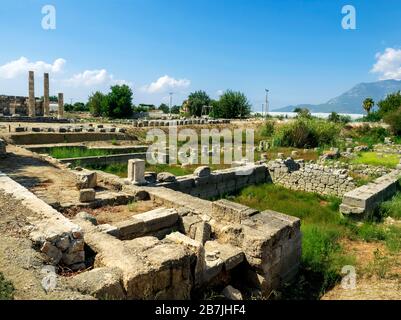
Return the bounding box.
[267,158,356,197]
[340,170,401,216]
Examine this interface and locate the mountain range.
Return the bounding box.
[275,79,401,114]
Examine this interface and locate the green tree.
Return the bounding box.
[212,90,251,119]
[384,107,401,136]
[295,107,312,119]
[378,91,401,117]
[328,112,340,123]
[170,105,181,114]
[105,85,133,118]
[88,91,107,117]
[158,103,170,114]
[185,91,211,117]
[363,98,375,114]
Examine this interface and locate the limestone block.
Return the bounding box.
[212,199,259,224]
[135,208,179,233]
[76,170,97,190]
[114,218,145,240]
[204,241,244,271]
[194,166,211,178]
[79,188,96,203]
[194,221,211,245]
[157,172,176,183]
[165,232,206,286]
[41,241,62,264]
[66,267,125,300]
[222,285,243,300]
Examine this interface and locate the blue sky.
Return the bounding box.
[1,0,401,110]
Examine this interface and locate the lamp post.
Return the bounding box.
[265,89,269,118]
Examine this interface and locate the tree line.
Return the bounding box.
[65,85,252,119]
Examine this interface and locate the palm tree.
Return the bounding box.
[363,98,375,114]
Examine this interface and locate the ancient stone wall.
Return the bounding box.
[267,158,356,198]
[340,170,401,216]
[158,164,270,199]
[0,171,85,270]
[0,95,43,116]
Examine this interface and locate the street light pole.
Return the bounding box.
[169,92,173,117]
[265,89,269,118]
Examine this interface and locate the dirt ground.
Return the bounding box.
[71,201,158,225]
[0,144,80,204]
[322,239,401,300]
[0,192,89,300]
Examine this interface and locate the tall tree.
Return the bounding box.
[212,90,251,119]
[106,85,133,118]
[378,91,401,117]
[185,91,211,117]
[363,98,375,114]
[88,91,107,117]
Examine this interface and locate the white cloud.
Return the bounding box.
[141,75,190,93]
[64,69,131,87]
[216,89,224,96]
[371,48,401,80]
[0,56,66,79]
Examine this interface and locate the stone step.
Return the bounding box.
[204,240,244,271]
[114,207,179,240]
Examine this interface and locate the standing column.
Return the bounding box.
[28,71,35,117]
[58,93,64,119]
[127,159,146,185]
[44,73,50,116]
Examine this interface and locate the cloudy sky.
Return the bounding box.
[1,0,401,110]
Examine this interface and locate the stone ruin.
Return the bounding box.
[0,71,64,118]
[0,147,302,299]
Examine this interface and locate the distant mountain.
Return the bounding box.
[275,80,401,114]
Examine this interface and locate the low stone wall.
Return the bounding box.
[266,158,356,198]
[340,170,401,216]
[132,118,230,128]
[158,164,270,199]
[3,132,132,145]
[0,171,85,270]
[0,116,69,123]
[59,152,148,167]
[136,184,301,296]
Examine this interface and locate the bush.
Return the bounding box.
[384,108,401,136]
[362,111,382,122]
[0,273,14,300]
[260,120,275,137]
[273,118,341,148]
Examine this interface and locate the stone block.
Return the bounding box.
[194,166,211,177]
[114,218,146,240]
[135,208,179,233]
[76,170,97,190]
[79,188,96,203]
[212,199,259,224]
[204,240,244,271]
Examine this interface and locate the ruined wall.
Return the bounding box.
[0,171,85,270]
[0,95,43,116]
[267,158,356,198]
[158,164,271,199]
[340,170,401,216]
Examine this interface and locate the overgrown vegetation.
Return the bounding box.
[48,147,113,159]
[272,118,341,148]
[231,183,401,299]
[350,152,400,168]
[0,273,14,300]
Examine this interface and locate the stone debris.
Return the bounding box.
[0,139,6,158]
[222,285,243,300]
[75,170,97,190]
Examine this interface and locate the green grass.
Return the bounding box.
[0,273,14,300]
[380,191,401,219]
[350,152,400,168]
[49,147,113,159]
[230,183,401,299]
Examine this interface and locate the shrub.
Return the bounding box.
[0,273,14,300]
[260,120,275,137]
[273,118,341,148]
[384,107,401,136]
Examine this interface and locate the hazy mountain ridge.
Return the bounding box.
[276,80,401,114]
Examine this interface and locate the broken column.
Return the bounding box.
[127,159,146,185]
[28,71,35,117]
[44,73,50,116]
[58,92,64,119]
